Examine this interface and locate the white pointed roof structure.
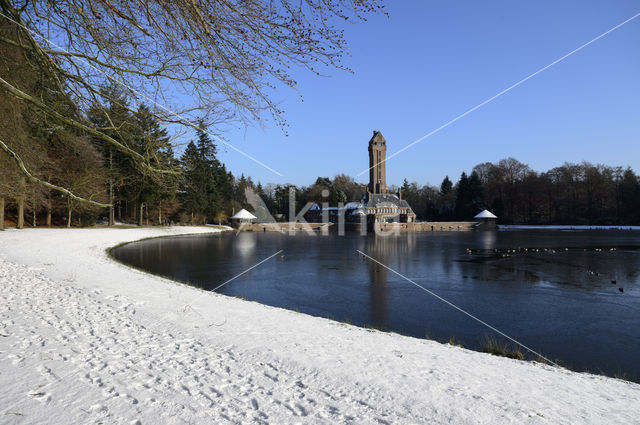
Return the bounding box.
[230,209,257,220]
[474,209,497,219]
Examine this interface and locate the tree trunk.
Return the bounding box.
[67,206,72,228]
[17,195,24,229]
[17,177,25,229]
[158,200,162,225]
[32,188,37,227]
[0,197,4,231]
[108,186,115,225]
[108,149,115,226]
[46,200,52,226]
[139,203,144,226]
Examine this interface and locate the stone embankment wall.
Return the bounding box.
[377,221,481,232]
[238,221,495,233]
[237,222,331,232]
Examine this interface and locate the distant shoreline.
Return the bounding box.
[500,224,640,230]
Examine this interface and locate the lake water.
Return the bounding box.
[111,229,640,379]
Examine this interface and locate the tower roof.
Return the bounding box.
[369,130,386,146]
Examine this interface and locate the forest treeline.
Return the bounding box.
[400,158,640,225]
[4,114,640,227]
[252,157,640,225]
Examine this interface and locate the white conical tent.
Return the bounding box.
[230,209,257,220]
[474,209,497,219]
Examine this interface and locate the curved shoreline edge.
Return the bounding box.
[1,227,639,424]
[109,229,628,381]
[105,226,234,289]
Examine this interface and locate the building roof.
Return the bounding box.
[365,193,415,215]
[365,193,410,208]
[474,209,497,219]
[343,201,362,210]
[309,202,363,212]
[230,209,257,220]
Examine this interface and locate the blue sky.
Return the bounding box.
[212,1,640,188]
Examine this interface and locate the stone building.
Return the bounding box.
[304,131,416,227]
[364,131,416,225]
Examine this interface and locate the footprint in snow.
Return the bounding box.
[295,403,308,416]
[28,391,51,403]
[89,403,107,413]
[124,394,139,405]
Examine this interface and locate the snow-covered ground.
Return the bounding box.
[1,227,639,424]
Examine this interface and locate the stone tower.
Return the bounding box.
[368,130,389,194]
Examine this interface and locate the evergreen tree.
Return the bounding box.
[468,171,485,213]
[180,127,230,224]
[87,87,138,223]
[454,171,485,219]
[329,188,347,205]
[180,141,204,223]
[133,104,176,225]
[440,176,453,195]
[455,172,471,219]
[438,175,456,220]
[620,168,640,224]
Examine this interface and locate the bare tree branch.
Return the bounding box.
[0,136,110,207]
[1,0,385,129]
[0,75,177,175]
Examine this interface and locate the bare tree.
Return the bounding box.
[0,0,384,203]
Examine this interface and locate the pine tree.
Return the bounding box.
[454,171,484,219]
[180,141,203,223]
[133,104,176,225]
[468,171,485,214]
[440,176,453,195]
[87,87,138,223]
[180,127,230,224]
[455,172,471,219]
[620,168,640,224]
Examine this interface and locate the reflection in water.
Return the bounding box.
[364,234,420,330]
[366,236,389,330]
[480,231,497,251]
[234,233,257,258]
[112,230,640,379]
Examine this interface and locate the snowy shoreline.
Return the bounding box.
[1,227,639,424]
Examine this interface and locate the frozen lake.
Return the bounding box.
[112,228,640,379]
